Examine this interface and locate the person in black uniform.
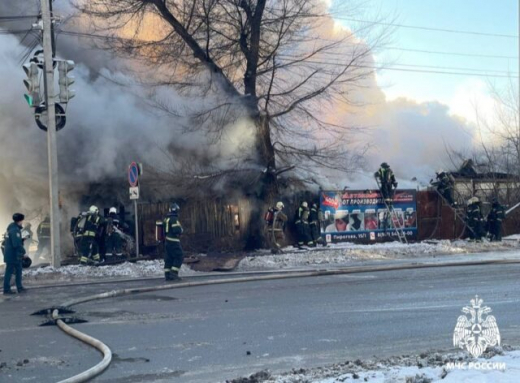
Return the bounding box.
[487,199,506,241]
[432,171,456,206]
[105,207,125,258]
[295,201,313,249]
[466,197,484,241]
[163,203,184,281]
[79,206,104,265]
[309,202,326,247]
[35,216,51,261]
[375,162,398,202]
[3,213,28,294]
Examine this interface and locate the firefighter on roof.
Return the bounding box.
[163,203,184,281]
[375,162,398,202]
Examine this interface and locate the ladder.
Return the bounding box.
[432,187,475,238]
[375,179,408,244]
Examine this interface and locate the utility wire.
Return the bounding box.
[281,51,518,75]
[330,16,518,39]
[59,30,519,78]
[385,46,518,60]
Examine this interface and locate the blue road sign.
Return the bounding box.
[128,162,139,187]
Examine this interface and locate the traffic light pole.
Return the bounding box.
[41,0,61,268]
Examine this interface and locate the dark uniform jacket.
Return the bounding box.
[488,204,506,225]
[84,214,104,238]
[164,213,183,242]
[375,167,397,186]
[38,220,51,239]
[467,203,483,223]
[3,222,26,263]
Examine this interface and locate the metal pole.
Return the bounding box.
[134,200,139,257]
[41,0,61,268]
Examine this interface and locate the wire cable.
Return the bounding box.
[330,16,518,39]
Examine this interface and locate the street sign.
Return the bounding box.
[128,162,139,187]
[129,186,139,200]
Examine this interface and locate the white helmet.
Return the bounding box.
[275,201,284,210]
[301,201,308,208]
[109,207,117,214]
[467,197,479,205]
[89,205,99,214]
[334,210,349,220]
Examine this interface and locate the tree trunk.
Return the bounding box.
[244,114,278,250]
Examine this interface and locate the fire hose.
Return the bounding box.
[51,258,520,383]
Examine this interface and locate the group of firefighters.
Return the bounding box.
[431,170,507,241]
[71,206,127,265]
[262,163,510,253]
[3,163,511,292]
[265,200,328,252]
[70,203,185,281]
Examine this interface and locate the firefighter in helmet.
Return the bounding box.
[375,162,398,202]
[163,203,184,281]
[487,198,506,241]
[35,216,51,261]
[79,205,104,265]
[105,207,124,258]
[466,197,484,241]
[266,201,288,253]
[309,202,327,246]
[295,201,313,249]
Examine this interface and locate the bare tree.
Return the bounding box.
[73,0,390,246]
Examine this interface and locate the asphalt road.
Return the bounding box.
[1,263,519,382]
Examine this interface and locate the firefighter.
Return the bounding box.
[34,216,51,261]
[79,206,104,265]
[309,202,327,247]
[163,203,184,281]
[433,171,456,206]
[466,197,484,241]
[295,201,313,249]
[266,201,288,253]
[105,207,124,259]
[487,199,506,241]
[3,213,28,294]
[375,162,398,202]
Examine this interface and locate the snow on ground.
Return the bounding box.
[238,240,519,270]
[21,260,198,284]
[230,347,520,383]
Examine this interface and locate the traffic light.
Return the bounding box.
[22,62,41,107]
[58,60,75,103]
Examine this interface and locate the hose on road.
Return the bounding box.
[52,257,520,382]
[53,308,112,383]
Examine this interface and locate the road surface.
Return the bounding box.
[1,262,519,382]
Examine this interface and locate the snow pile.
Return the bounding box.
[230,347,520,383]
[238,240,518,270]
[22,260,198,284]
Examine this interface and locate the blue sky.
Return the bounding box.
[334,0,518,121]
